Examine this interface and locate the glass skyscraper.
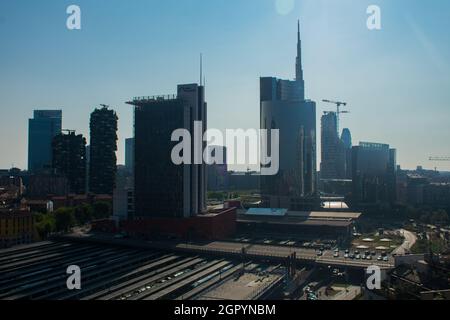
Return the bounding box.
[125,138,135,174]
[260,21,317,209]
[28,110,62,172]
[320,112,346,180]
[351,142,397,205]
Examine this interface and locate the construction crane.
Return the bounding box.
[429,157,450,161]
[322,99,349,135]
[429,157,450,172]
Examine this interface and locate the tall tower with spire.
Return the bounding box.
[296,20,305,101]
[260,20,317,209]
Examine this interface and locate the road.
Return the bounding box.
[393,229,417,255]
[61,234,395,270]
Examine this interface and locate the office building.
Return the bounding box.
[351,142,397,205]
[125,138,135,174]
[341,128,353,179]
[228,171,260,191]
[27,174,69,198]
[0,175,24,208]
[260,21,317,210]
[28,110,62,172]
[0,209,35,248]
[405,174,428,205]
[206,145,228,191]
[424,183,450,207]
[341,128,352,149]
[113,172,134,222]
[85,145,90,193]
[52,131,87,194]
[89,106,118,195]
[320,112,346,180]
[126,83,207,218]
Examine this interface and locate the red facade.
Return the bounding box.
[121,208,236,240]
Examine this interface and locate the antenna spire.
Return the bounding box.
[200,53,203,86]
[296,20,303,82]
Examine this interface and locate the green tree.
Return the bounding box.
[419,214,430,224]
[74,204,93,225]
[405,206,419,220]
[430,210,449,226]
[93,201,112,220]
[34,212,56,239]
[54,207,76,232]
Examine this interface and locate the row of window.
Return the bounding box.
[0,216,34,236]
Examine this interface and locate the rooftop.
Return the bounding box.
[126,94,178,106]
[237,209,362,228]
[245,208,288,217]
[359,142,390,149]
[197,271,282,300]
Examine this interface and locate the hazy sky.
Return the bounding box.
[0,0,449,171]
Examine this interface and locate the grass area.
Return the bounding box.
[207,190,262,208]
[352,232,404,252]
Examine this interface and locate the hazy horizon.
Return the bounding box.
[1,0,449,172]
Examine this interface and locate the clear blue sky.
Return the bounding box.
[0,0,449,171]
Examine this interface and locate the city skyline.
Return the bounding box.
[0,0,449,171]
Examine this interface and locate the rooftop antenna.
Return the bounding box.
[200,53,203,86]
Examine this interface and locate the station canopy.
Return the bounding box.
[245,208,288,217]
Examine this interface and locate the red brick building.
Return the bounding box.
[51,194,112,210]
[121,207,236,240]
